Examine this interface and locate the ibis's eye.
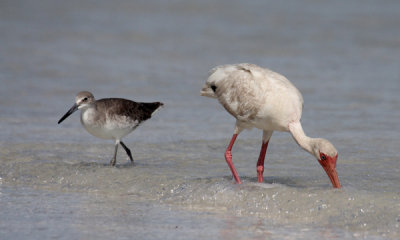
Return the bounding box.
[320,154,327,161]
[211,85,217,92]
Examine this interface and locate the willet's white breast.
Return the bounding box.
[58,91,163,166]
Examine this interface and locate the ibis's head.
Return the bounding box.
[313,139,341,188]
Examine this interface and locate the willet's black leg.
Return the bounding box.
[120,141,134,163]
[110,144,118,166]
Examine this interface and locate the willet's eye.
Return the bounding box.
[83,97,88,102]
[211,85,217,92]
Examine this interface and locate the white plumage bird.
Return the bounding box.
[201,63,340,188]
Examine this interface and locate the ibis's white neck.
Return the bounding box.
[288,121,316,157]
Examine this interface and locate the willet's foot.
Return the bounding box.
[58,91,163,166]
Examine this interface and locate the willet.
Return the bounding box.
[201,63,340,188]
[58,91,163,166]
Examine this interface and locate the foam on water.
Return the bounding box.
[1,141,399,239]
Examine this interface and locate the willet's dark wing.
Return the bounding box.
[97,98,163,122]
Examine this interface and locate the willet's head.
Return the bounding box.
[75,91,95,109]
[58,91,95,124]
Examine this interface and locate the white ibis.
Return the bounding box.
[201,63,340,188]
[58,91,163,166]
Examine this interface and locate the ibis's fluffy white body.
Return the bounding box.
[202,63,303,132]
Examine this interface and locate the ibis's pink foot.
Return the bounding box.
[257,166,264,182]
[225,134,242,184]
[256,141,269,183]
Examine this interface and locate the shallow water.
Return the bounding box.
[1,0,400,239]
